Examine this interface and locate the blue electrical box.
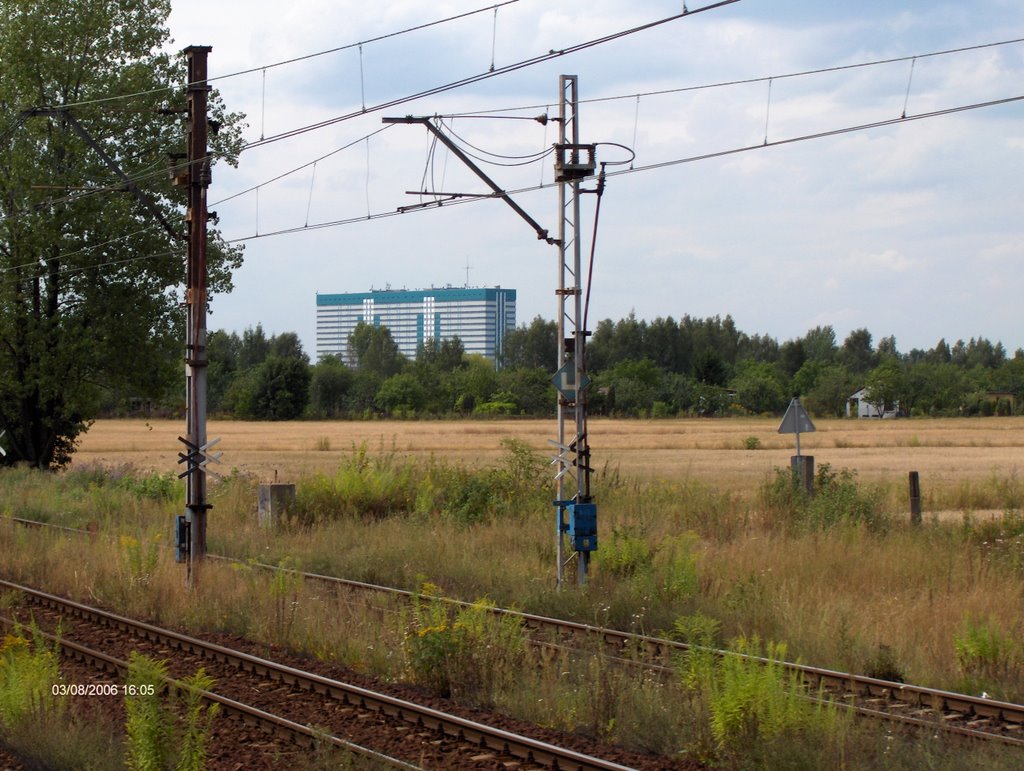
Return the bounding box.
[567,502,598,552]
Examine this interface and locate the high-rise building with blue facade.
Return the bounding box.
[316,286,516,363]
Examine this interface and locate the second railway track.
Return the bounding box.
[0,576,681,770]
[5,515,1024,754]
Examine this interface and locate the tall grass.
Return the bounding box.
[3,444,1024,766]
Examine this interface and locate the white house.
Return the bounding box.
[847,388,899,419]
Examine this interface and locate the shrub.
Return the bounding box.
[760,463,887,533]
[597,527,653,578]
[404,586,525,706]
[953,616,1021,697]
[675,635,849,766]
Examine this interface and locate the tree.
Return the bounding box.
[803,364,854,417]
[244,356,311,420]
[308,356,351,418]
[863,360,905,417]
[374,373,426,415]
[348,323,405,377]
[500,316,556,370]
[802,325,837,363]
[238,325,272,370]
[417,336,465,372]
[0,0,243,467]
[839,328,876,376]
[731,362,787,415]
[207,330,241,414]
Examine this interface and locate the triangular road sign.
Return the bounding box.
[778,398,815,435]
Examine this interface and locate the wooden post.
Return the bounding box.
[909,471,922,525]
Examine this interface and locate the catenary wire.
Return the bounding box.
[442,36,1024,119]
[41,1,523,112]
[241,1,742,150]
[7,0,737,218]
[227,92,1023,244]
[0,89,1016,292]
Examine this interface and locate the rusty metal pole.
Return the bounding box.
[184,46,212,572]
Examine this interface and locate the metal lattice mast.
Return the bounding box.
[554,75,596,587]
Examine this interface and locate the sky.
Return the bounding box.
[164,0,1024,359]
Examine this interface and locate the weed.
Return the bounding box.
[177,668,220,771]
[864,644,906,683]
[124,652,219,771]
[597,526,653,578]
[685,636,849,766]
[743,436,761,450]
[0,626,63,729]
[269,557,303,641]
[124,652,172,770]
[953,615,1021,697]
[760,463,887,533]
[404,586,525,706]
[120,534,162,589]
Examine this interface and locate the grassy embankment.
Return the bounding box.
[0,416,1022,768]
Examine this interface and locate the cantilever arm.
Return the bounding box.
[383,115,556,244]
[22,107,182,241]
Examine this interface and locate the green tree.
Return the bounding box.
[374,372,426,415]
[308,355,352,418]
[417,336,465,372]
[731,362,787,414]
[500,316,556,370]
[237,356,310,420]
[207,330,241,414]
[839,328,876,376]
[494,367,553,415]
[0,0,243,467]
[450,355,498,412]
[238,324,271,370]
[801,325,837,363]
[863,360,905,417]
[803,364,854,417]
[348,322,405,377]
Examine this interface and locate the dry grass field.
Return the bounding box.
[75,416,1024,496]
[6,416,1023,768]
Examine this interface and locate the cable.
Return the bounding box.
[209,1,521,84]
[442,36,1024,119]
[439,118,553,161]
[8,0,739,217]
[242,0,742,150]
[1,88,1015,294]
[226,92,1023,245]
[210,124,395,207]
[604,93,1024,179]
[42,1,523,112]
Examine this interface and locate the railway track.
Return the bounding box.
[0,577,666,770]
[6,514,1024,749]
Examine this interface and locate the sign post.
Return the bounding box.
[778,397,816,494]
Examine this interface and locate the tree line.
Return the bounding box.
[101,315,1024,421]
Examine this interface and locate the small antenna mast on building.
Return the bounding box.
[465,257,472,288]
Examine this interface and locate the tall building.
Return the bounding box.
[316,286,516,364]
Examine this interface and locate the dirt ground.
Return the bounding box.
[72,416,1024,496]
